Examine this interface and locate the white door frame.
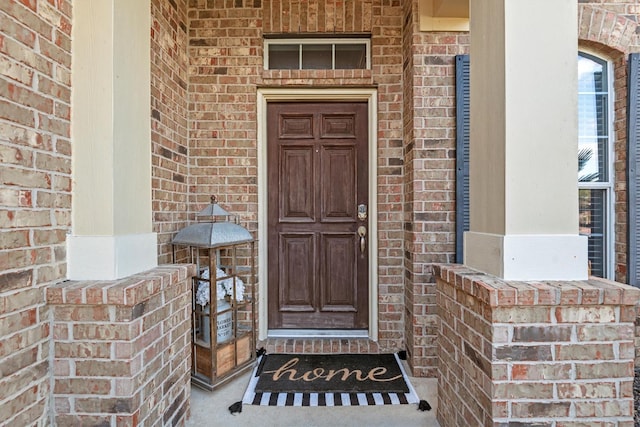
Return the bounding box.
[257,88,379,341]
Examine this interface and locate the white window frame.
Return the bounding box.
[264,38,371,70]
[577,50,615,280]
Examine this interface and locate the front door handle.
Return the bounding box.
[357,226,367,254]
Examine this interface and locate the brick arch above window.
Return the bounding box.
[578,5,637,55]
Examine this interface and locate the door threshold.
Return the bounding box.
[267,329,369,338]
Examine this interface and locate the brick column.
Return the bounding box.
[403,0,469,377]
[47,264,194,426]
[436,264,639,427]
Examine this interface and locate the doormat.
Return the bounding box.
[241,353,419,407]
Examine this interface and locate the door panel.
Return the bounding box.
[268,101,369,330]
[281,147,315,222]
[278,233,315,312]
[321,114,357,138]
[321,146,356,221]
[280,114,314,139]
[320,233,357,311]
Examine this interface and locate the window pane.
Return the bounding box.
[269,44,299,69]
[578,94,608,138]
[579,189,607,277]
[302,44,332,69]
[577,53,609,183]
[335,44,367,69]
[578,55,606,93]
[578,137,607,182]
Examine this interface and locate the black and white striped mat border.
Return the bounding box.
[241,354,420,407]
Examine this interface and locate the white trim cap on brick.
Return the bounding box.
[67,233,158,281]
[464,232,589,281]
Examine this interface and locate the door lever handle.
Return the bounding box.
[357,226,367,254]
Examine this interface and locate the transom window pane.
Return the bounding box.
[268,44,299,70]
[335,44,367,69]
[265,39,369,70]
[302,44,332,69]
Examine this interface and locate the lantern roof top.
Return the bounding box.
[172,196,253,248]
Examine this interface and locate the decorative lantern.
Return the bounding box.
[172,196,256,390]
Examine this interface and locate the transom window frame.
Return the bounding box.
[263,37,371,71]
[577,50,615,280]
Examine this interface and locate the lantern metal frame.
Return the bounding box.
[172,196,256,390]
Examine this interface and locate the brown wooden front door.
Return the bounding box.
[267,101,369,330]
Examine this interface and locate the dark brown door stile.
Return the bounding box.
[267,102,369,330]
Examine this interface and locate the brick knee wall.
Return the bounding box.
[47,265,195,426]
[435,264,640,427]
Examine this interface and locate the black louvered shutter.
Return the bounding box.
[455,55,470,264]
[628,53,640,286]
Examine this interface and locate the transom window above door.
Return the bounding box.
[264,38,370,70]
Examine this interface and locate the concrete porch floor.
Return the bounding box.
[186,363,440,426]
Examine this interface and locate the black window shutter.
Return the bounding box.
[628,53,640,286]
[455,55,470,264]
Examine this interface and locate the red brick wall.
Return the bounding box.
[263,0,373,33]
[0,0,72,424]
[402,0,468,376]
[187,0,407,353]
[372,0,406,353]
[437,265,638,427]
[612,51,629,284]
[579,2,640,52]
[187,0,262,223]
[48,265,194,426]
[151,0,190,264]
[402,0,417,374]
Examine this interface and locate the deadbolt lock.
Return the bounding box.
[358,204,367,221]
